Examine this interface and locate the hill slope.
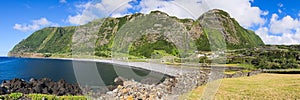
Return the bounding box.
[9,9,264,58]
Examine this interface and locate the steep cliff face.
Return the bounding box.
[9,26,76,57]
[198,9,264,50]
[9,9,264,58]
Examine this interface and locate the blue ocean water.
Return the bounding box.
[0,57,77,83]
[0,57,166,85]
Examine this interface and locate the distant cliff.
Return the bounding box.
[9,9,264,58]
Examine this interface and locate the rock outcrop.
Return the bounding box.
[0,78,82,96]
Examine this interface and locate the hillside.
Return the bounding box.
[9,9,264,58]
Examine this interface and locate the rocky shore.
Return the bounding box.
[0,78,82,96]
[0,69,261,99]
[96,70,210,99]
[98,70,261,99]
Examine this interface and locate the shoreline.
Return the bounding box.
[1,56,263,99]
[9,56,196,77]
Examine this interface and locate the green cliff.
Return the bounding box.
[9,9,264,58]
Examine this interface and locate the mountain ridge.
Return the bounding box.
[9,9,264,58]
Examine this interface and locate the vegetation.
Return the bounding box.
[227,46,300,69]
[28,94,57,100]
[195,29,211,51]
[29,94,87,100]
[225,20,264,49]
[9,93,23,99]
[129,40,179,58]
[262,69,300,74]
[10,9,264,60]
[181,74,300,100]
[10,27,75,54]
[0,93,88,100]
[0,93,24,99]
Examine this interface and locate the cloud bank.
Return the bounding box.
[13,18,58,32]
[67,0,266,28]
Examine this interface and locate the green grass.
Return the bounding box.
[214,64,257,70]
[0,93,87,100]
[27,94,87,100]
[129,40,179,58]
[238,64,257,70]
[262,69,300,74]
[28,94,57,100]
[9,93,23,99]
[0,93,23,100]
[128,59,148,62]
[0,95,4,99]
[224,70,237,74]
[181,73,300,100]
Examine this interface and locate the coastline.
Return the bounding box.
[5,56,195,77]
[1,56,263,99]
[46,57,195,77]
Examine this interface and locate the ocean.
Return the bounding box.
[0,57,166,86]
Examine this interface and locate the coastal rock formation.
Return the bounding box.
[0,78,82,96]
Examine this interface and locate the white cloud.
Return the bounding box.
[136,0,207,19]
[262,11,269,16]
[255,27,300,45]
[135,0,266,28]
[278,9,282,13]
[255,13,300,44]
[13,18,58,32]
[205,0,266,28]
[60,0,67,3]
[68,0,266,28]
[278,3,284,8]
[269,14,300,34]
[67,0,132,25]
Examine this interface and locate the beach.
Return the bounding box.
[47,57,196,77]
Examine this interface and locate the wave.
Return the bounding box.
[0,59,19,65]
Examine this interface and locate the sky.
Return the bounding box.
[1,0,300,56]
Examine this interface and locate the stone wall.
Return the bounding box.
[224,70,261,78]
[99,70,209,99]
[100,70,261,99]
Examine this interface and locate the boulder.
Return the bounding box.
[0,78,83,96]
[0,87,7,95]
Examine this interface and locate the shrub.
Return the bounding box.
[0,96,5,99]
[27,94,87,100]
[58,96,87,100]
[28,94,56,100]
[9,93,23,99]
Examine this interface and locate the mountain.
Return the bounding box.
[9,9,264,58]
[197,10,264,50]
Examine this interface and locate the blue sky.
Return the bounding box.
[1,0,300,56]
[0,0,88,56]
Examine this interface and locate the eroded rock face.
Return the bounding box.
[0,78,82,96]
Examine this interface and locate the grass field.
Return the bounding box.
[181,74,300,100]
